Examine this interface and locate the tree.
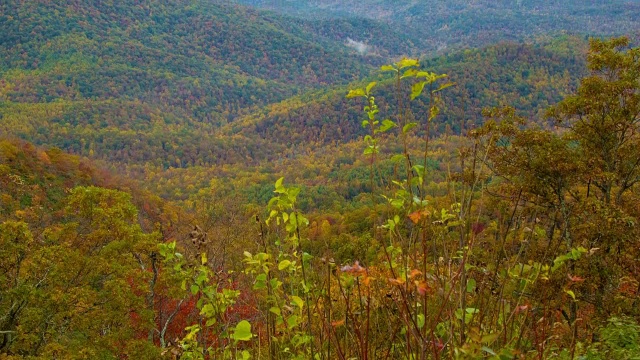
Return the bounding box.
[547,37,640,205]
[0,186,162,358]
[476,38,640,343]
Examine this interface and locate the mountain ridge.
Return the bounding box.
[234,0,640,54]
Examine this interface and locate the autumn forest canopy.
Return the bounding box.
[1,0,640,359]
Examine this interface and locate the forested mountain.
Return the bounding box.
[0,0,444,170]
[2,0,640,358]
[228,37,588,150]
[0,0,379,124]
[0,0,595,215]
[1,33,589,170]
[236,0,640,54]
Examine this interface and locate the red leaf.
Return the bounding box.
[567,274,585,283]
[415,281,431,296]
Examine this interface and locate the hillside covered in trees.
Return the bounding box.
[236,0,640,54]
[1,0,640,359]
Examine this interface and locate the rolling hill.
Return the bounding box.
[235,0,640,54]
[0,0,629,210]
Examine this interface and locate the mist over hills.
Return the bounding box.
[235,0,640,54]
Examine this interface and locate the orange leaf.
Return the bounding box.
[409,269,422,279]
[408,209,430,224]
[408,212,421,224]
[331,319,345,327]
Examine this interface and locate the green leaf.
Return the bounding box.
[254,273,267,290]
[455,308,478,324]
[565,289,576,301]
[412,164,425,177]
[385,219,395,231]
[416,71,447,82]
[481,333,499,344]
[366,81,377,94]
[428,105,440,121]
[291,295,304,309]
[232,320,253,341]
[287,315,299,329]
[158,244,169,257]
[253,282,266,290]
[403,122,418,133]
[286,213,296,232]
[274,177,285,193]
[346,89,366,98]
[380,64,396,72]
[269,307,281,315]
[482,346,497,356]
[288,187,300,200]
[552,247,587,272]
[190,284,200,295]
[390,199,403,209]
[298,214,309,227]
[397,58,419,69]
[278,260,292,270]
[401,68,419,79]
[184,325,200,341]
[270,278,282,289]
[411,81,427,100]
[466,278,477,293]
[433,82,455,93]
[379,119,396,133]
[195,272,208,286]
[200,304,214,317]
